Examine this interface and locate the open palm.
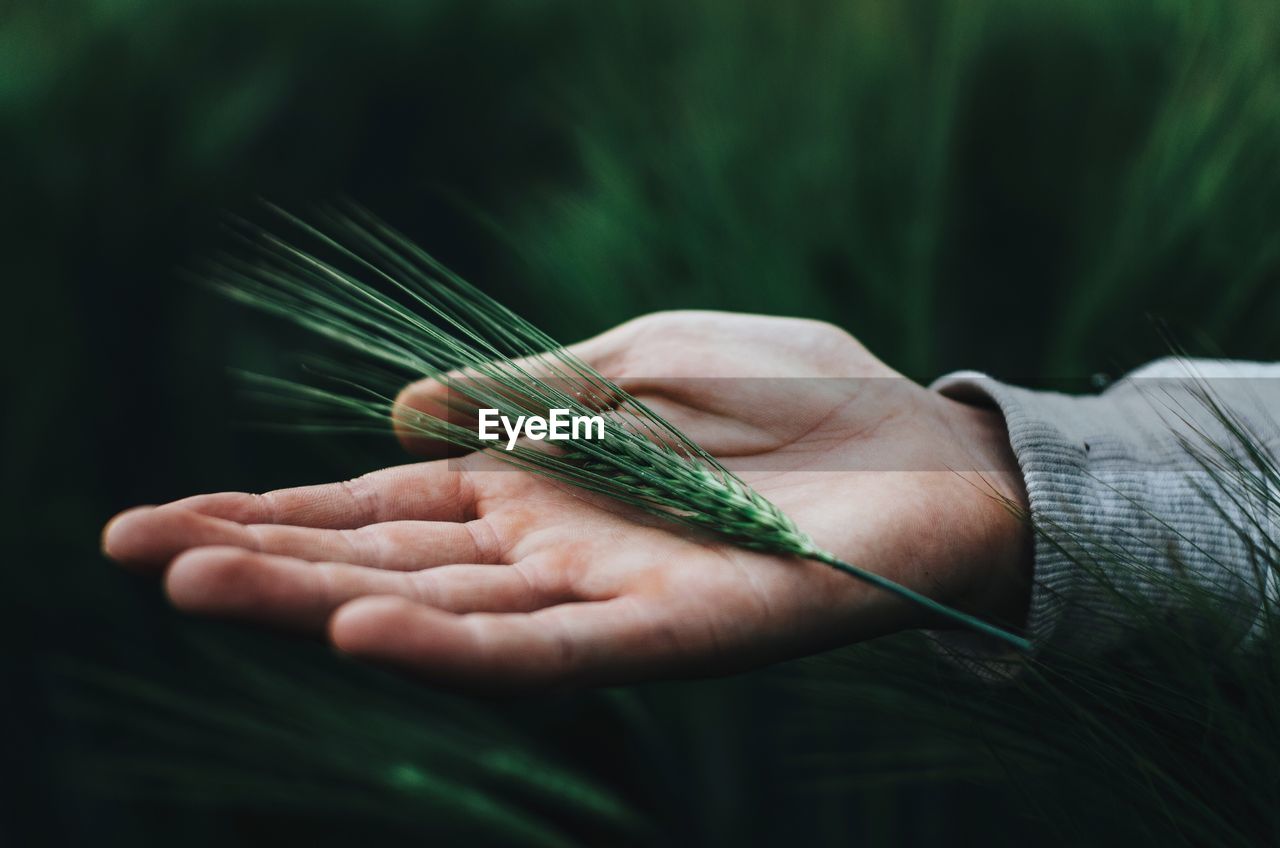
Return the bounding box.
[104,312,1029,687]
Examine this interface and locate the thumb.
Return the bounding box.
[391,321,639,457]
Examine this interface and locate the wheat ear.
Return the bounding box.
[209,203,1031,652]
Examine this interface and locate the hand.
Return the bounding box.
[102,311,1030,688]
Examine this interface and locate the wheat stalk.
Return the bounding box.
[209,203,1030,652]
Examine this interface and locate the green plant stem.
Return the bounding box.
[807,549,1032,652]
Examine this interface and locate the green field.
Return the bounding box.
[5,1,1280,844]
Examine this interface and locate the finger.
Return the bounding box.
[102,506,495,572]
[158,461,474,528]
[165,547,562,631]
[329,594,672,688]
[392,323,638,456]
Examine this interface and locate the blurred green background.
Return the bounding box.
[5,0,1280,844]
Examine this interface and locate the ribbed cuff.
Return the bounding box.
[927,365,1277,665]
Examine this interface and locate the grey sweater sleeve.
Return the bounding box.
[931,358,1280,659]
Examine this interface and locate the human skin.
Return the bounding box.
[102,311,1031,688]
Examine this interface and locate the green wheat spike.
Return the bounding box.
[211,203,1031,652]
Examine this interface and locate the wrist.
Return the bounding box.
[934,394,1033,630]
